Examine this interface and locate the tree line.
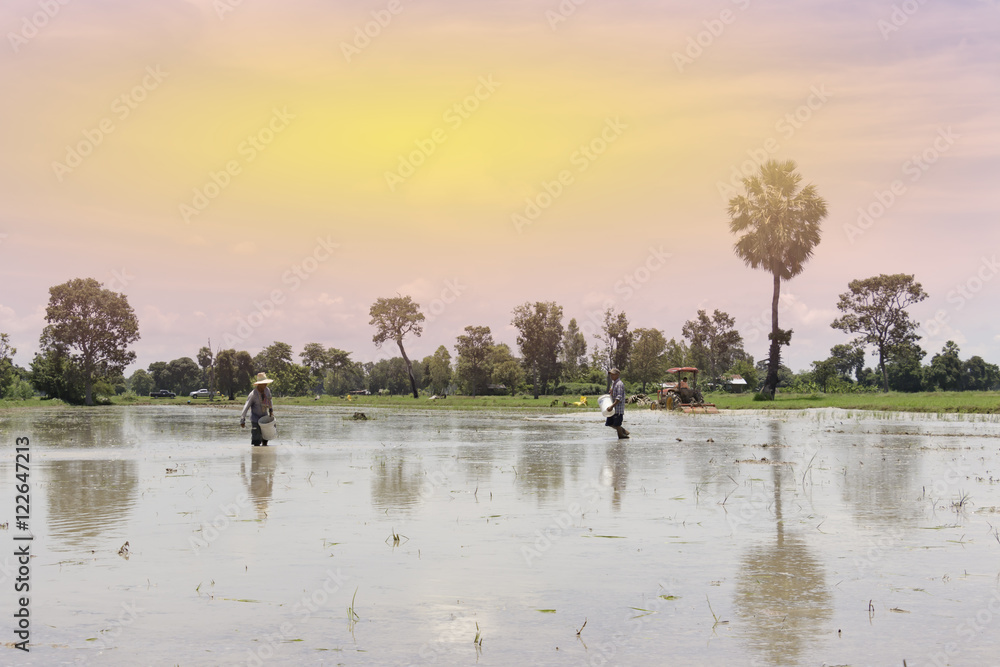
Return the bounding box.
[3,160,997,405]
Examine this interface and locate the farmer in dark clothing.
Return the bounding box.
[606,368,629,439]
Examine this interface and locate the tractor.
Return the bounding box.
[652,367,719,414]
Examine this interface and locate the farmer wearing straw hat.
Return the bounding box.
[240,372,275,446]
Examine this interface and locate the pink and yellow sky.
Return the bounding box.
[1,0,998,373]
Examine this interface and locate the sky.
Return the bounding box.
[1,0,998,376]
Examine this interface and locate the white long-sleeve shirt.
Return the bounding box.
[240,387,272,424]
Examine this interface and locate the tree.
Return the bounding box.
[810,358,837,392]
[427,346,452,395]
[301,342,330,395]
[962,356,1000,391]
[829,343,865,383]
[30,343,85,403]
[490,344,524,397]
[148,361,168,390]
[925,341,964,391]
[663,338,691,369]
[128,369,155,396]
[370,295,425,399]
[165,357,200,395]
[884,341,926,392]
[0,333,17,394]
[235,351,254,395]
[728,159,827,398]
[594,307,632,390]
[41,278,140,405]
[560,318,587,381]
[511,301,564,398]
[831,273,929,392]
[215,349,238,399]
[681,309,746,381]
[197,346,213,385]
[455,326,494,397]
[628,328,667,393]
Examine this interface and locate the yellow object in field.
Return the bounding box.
[572,396,588,406]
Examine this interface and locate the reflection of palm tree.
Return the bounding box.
[602,440,630,511]
[46,459,138,551]
[728,159,828,397]
[734,425,832,667]
[241,448,276,519]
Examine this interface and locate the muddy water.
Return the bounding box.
[2,405,1000,666]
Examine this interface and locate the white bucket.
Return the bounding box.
[598,394,614,417]
[258,415,277,441]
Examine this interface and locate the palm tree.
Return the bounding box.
[728,159,827,398]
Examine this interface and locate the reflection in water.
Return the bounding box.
[601,440,630,511]
[734,425,832,667]
[241,448,276,518]
[45,459,138,551]
[840,429,922,525]
[370,454,426,511]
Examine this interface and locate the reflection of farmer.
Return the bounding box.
[240,373,274,446]
[605,368,629,440]
[241,447,276,519]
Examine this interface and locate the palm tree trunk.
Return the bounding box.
[765,271,781,398]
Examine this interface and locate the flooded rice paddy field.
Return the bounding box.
[2,405,1000,666]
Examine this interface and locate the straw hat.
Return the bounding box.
[252,372,274,385]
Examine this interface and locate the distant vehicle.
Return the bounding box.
[150,389,176,398]
[652,367,718,414]
[189,389,212,399]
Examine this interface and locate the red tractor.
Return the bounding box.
[653,367,718,414]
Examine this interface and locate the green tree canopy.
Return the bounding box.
[628,328,667,393]
[831,273,928,392]
[681,309,746,382]
[455,325,494,397]
[728,159,827,398]
[370,295,425,399]
[511,301,564,398]
[593,307,632,390]
[42,277,140,405]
